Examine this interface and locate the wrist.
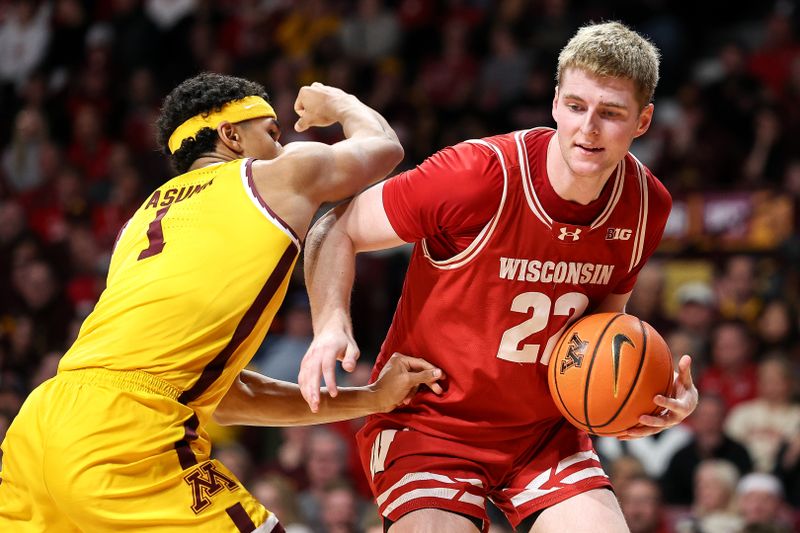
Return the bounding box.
[314,309,353,335]
[366,383,392,414]
[333,94,361,118]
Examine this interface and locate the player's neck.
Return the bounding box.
[546,135,614,205]
[188,153,238,172]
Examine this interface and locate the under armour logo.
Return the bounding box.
[558,227,582,241]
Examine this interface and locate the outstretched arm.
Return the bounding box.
[300,183,406,412]
[214,353,443,426]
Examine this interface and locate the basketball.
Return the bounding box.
[548,313,674,437]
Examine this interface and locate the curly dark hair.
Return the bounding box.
[156,72,271,174]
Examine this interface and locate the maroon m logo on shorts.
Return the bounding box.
[183,461,240,514]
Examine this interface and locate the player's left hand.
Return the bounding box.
[370,353,445,412]
[618,354,698,440]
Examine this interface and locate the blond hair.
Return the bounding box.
[557,21,660,107]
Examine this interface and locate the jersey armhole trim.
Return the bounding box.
[241,158,302,250]
[420,139,509,270]
[627,155,649,272]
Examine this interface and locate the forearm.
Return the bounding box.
[337,95,399,144]
[214,369,385,426]
[305,205,357,333]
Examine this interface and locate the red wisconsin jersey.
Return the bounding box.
[370,128,671,443]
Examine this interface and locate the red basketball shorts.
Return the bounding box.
[356,417,611,531]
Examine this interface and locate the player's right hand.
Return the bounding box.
[294,82,356,133]
[370,353,445,413]
[299,324,360,412]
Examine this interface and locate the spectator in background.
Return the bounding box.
[477,24,530,111]
[725,356,800,473]
[674,459,743,533]
[2,107,49,194]
[212,441,255,490]
[618,475,670,533]
[416,20,477,112]
[698,319,758,410]
[661,394,753,506]
[28,164,90,243]
[256,292,313,384]
[755,299,798,355]
[251,474,312,533]
[0,200,32,303]
[66,105,112,190]
[671,280,717,367]
[747,10,800,100]
[774,426,800,507]
[266,426,311,487]
[299,427,350,531]
[595,414,692,480]
[625,262,672,331]
[320,480,369,533]
[716,255,763,326]
[735,472,794,532]
[29,350,61,389]
[9,260,74,356]
[0,0,51,91]
[606,454,647,496]
[339,0,400,65]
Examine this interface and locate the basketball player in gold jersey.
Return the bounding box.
[0,73,444,532]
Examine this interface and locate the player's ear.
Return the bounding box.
[634,103,654,138]
[217,122,244,154]
[551,86,560,122]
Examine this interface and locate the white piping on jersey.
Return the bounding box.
[377,472,485,516]
[507,450,607,508]
[239,159,302,250]
[421,140,509,270]
[376,472,483,507]
[518,128,553,227]
[517,128,625,230]
[382,487,486,517]
[251,513,281,532]
[628,154,649,272]
[589,161,624,229]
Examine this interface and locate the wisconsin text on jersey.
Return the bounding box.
[498,257,615,285]
[144,177,215,209]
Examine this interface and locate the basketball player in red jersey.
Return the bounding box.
[299,22,698,532]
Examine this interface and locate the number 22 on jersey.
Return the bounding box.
[497,292,588,365]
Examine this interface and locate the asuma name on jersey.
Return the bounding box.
[499,257,615,285]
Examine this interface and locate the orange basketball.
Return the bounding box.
[548,312,674,437]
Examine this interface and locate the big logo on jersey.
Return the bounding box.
[560,332,588,374]
[184,461,240,514]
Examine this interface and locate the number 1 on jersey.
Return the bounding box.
[138,206,170,260]
[497,291,589,365]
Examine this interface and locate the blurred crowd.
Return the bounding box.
[1,0,800,532]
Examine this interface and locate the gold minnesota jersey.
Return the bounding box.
[59,158,300,422]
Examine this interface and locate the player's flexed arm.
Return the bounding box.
[300,184,406,412]
[250,83,405,238]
